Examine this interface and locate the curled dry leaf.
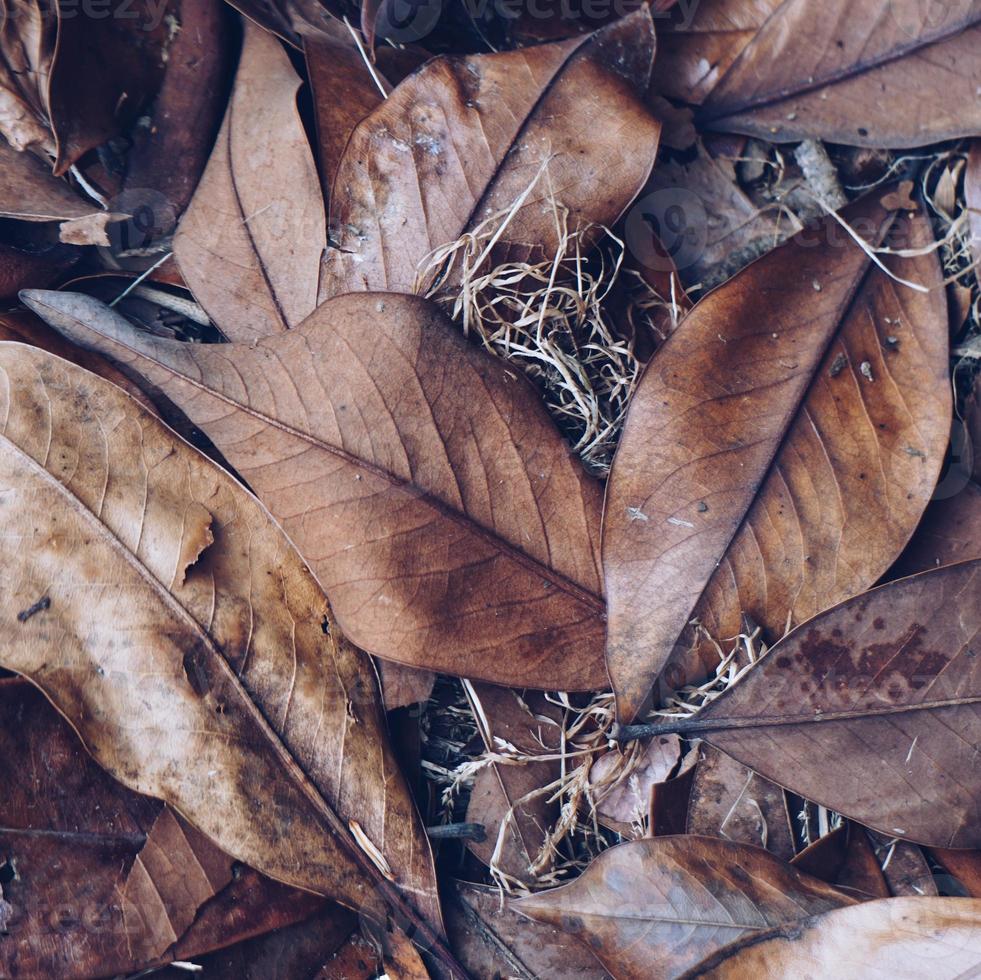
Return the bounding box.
[651,0,981,147]
[0,345,453,952]
[514,836,854,980]
[603,192,950,721]
[320,8,660,299]
[0,677,328,977]
[174,21,326,342]
[635,560,981,848]
[22,289,608,690]
[678,897,981,979]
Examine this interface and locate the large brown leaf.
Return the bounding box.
[320,9,659,299]
[173,21,326,342]
[651,0,981,147]
[21,289,608,690]
[0,344,458,961]
[603,192,950,720]
[624,561,981,848]
[514,836,854,980]
[678,897,981,978]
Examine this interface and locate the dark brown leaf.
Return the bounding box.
[603,192,950,720]
[685,743,795,861]
[22,289,608,690]
[791,824,891,901]
[173,21,326,342]
[651,0,981,147]
[636,560,981,848]
[514,836,854,980]
[320,9,659,299]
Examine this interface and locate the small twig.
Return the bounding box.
[426,822,487,842]
[17,596,50,623]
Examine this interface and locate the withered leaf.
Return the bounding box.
[603,192,950,721]
[640,560,981,848]
[446,881,607,980]
[685,743,795,861]
[514,836,854,980]
[24,290,607,690]
[678,898,981,978]
[651,0,981,147]
[0,677,328,977]
[0,345,452,954]
[320,9,659,299]
[174,21,326,342]
[791,824,891,901]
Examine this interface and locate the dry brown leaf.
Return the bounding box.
[651,0,981,147]
[514,836,854,980]
[320,9,659,299]
[0,677,329,977]
[685,743,795,861]
[791,824,891,901]
[678,898,981,978]
[23,289,608,690]
[446,880,607,980]
[174,21,326,342]
[0,344,457,963]
[604,191,950,720]
[629,560,981,848]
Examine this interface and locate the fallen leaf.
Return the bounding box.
[603,192,950,720]
[0,677,327,977]
[446,880,607,980]
[590,734,681,833]
[23,289,608,690]
[0,344,454,959]
[378,661,437,710]
[320,9,659,299]
[928,847,981,897]
[122,0,233,226]
[464,685,564,884]
[791,824,890,901]
[889,480,981,577]
[514,836,854,980]
[173,21,326,342]
[651,0,981,147]
[677,898,981,978]
[685,743,795,861]
[867,832,939,897]
[634,560,981,848]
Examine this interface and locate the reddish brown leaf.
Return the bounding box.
[603,193,950,720]
[514,836,854,980]
[320,9,659,299]
[651,0,981,147]
[632,561,981,848]
[173,21,326,342]
[678,898,981,978]
[23,289,607,690]
[791,824,891,901]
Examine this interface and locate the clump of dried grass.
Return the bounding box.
[429,621,770,894]
[415,173,675,475]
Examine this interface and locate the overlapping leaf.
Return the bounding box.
[515,836,854,980]
[0,345,452,955]
[22,289,608,690]
[634,560,981,847]
[651,0,981,146]
[603,192,950,720]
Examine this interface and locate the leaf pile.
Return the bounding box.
[0,1,978,977]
